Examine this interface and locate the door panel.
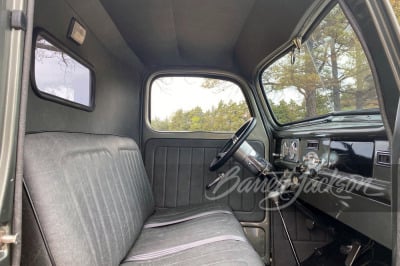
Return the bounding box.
[144,138,265,222]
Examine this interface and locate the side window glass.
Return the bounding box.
[262,5,379,124]
[34,34,93,109]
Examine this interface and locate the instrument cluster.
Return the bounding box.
[280,139,300,162]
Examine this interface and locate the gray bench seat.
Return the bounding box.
[144,202,233,228]
[123,239,263,266]
[22,133,263,266]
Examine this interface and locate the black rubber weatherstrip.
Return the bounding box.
[23,180,56,266]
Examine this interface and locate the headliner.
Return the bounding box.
[99,0,316,78]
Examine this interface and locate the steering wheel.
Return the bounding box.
[209,117,257,171]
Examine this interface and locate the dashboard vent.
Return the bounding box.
[306,141,319,150]
[376,152,391,166]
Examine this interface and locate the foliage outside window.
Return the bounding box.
[150,77,250,132]
[391,0,400,22]
[262,5,379,124]
[34,34,92,108]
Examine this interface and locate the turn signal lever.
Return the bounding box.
[206,173,224,190]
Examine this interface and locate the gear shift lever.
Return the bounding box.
[269,189,301,266]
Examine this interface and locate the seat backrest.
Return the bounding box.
[23,133,155,266]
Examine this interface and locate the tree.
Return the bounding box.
[152,117,169,131]
[262,47,322,118]
[151,101,250,132]
[36,36,74,68]
[201,79,233,93]
[270,100,305,124]
[391,0,400,22]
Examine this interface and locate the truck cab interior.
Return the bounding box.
[1,0,400,265]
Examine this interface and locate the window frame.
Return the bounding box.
[31,29,95,111]
[258,1,381,127]
[147,73,255,133]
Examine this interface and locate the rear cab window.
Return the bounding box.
[261,4,379,125]
[150,76,251,132]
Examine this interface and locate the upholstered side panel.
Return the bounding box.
[272,204,332,265]
[24,133,155,266]
[144,139,265,222]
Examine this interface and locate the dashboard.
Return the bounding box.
[274,137,392,249]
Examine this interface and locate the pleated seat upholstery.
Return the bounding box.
[22,133,263,266]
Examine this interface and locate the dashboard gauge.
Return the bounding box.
[303,151,320,169]
[282,141,289,157]
[292,176,299,186]
[320,152,329,167]
[328,151,339,168]
[320,151,338,168]
[289,140,298,160]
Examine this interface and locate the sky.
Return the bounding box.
[151,77,303,120]
[152,77,244,119]
[35,38,91,106]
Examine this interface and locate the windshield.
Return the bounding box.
[261,4,379,124]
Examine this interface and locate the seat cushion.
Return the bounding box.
[127,213,244,260]
[123,213,264,265]
[144,202,233,228]
[122,241,264,266]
